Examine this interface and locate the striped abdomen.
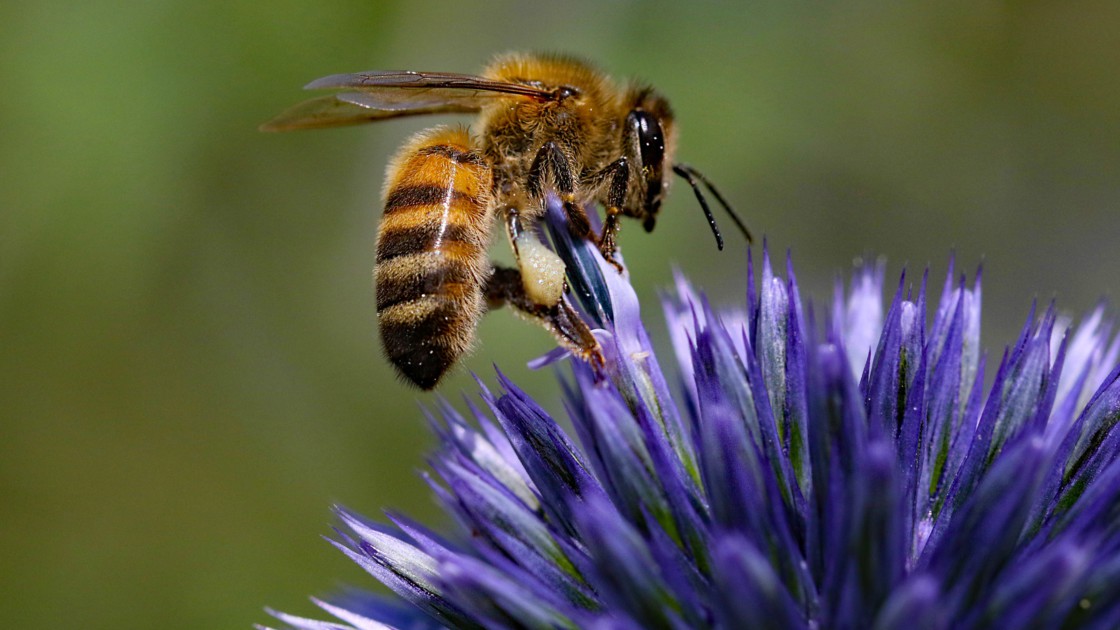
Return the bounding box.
[375,128,493,389]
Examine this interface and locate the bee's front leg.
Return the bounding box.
[588,157,629,273]
[526,141,593,240]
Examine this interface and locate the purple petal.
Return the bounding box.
[710,535,808,630]
[573,493,690,629]
[872,575,947,630]
[977,539,1094,629]
[841,258,886,376]
[314,590,443,630]
[758,248,790,423]
[439,553,586,629]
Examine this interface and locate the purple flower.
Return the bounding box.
[263,199,1120,629]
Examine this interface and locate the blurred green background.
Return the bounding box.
[4,1,1120,627]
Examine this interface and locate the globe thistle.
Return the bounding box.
[263,199,1120,629]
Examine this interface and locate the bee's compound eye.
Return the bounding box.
[629,110,666,216]
[628,110,665,171]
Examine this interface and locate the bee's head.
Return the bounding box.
[623,86,751,249]
[625,88,676,233]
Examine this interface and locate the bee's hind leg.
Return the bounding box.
[485,265,604,371]
[503,206,567,308]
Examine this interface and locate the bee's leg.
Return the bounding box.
[503,206,567,308]
[526,141,593,240]
[589,157,630,272]
[485,265,605,370]
[505,206,525,251]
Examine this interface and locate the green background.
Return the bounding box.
[4,1,1120,627]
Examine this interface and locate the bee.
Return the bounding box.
[262,52,750,389]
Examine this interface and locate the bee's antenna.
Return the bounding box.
[673,163,754,246]
[672,164,723,250]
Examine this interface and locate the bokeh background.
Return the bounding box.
[4,1,1120,627]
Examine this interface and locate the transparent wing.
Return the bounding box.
[259,95,477,132]
[262,70,556,132]
[305,70,556,105]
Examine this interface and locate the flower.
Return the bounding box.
[263,199,1120,629]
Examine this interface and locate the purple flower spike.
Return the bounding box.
[266,201,1120,629]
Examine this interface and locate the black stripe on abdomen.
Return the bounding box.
[376,222,480,264]
[375,256,476,312]
[383,185,479,214]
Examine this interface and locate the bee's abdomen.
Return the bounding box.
[375,128,493,390]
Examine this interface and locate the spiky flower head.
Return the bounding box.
[264,199,1120,629]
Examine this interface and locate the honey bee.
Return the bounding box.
[262,52,750,389]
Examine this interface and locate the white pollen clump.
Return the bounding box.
[515,233,566,307]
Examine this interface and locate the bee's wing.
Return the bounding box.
[259,95,477,132]
[261,71,555,132]
[306,70,557,103]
